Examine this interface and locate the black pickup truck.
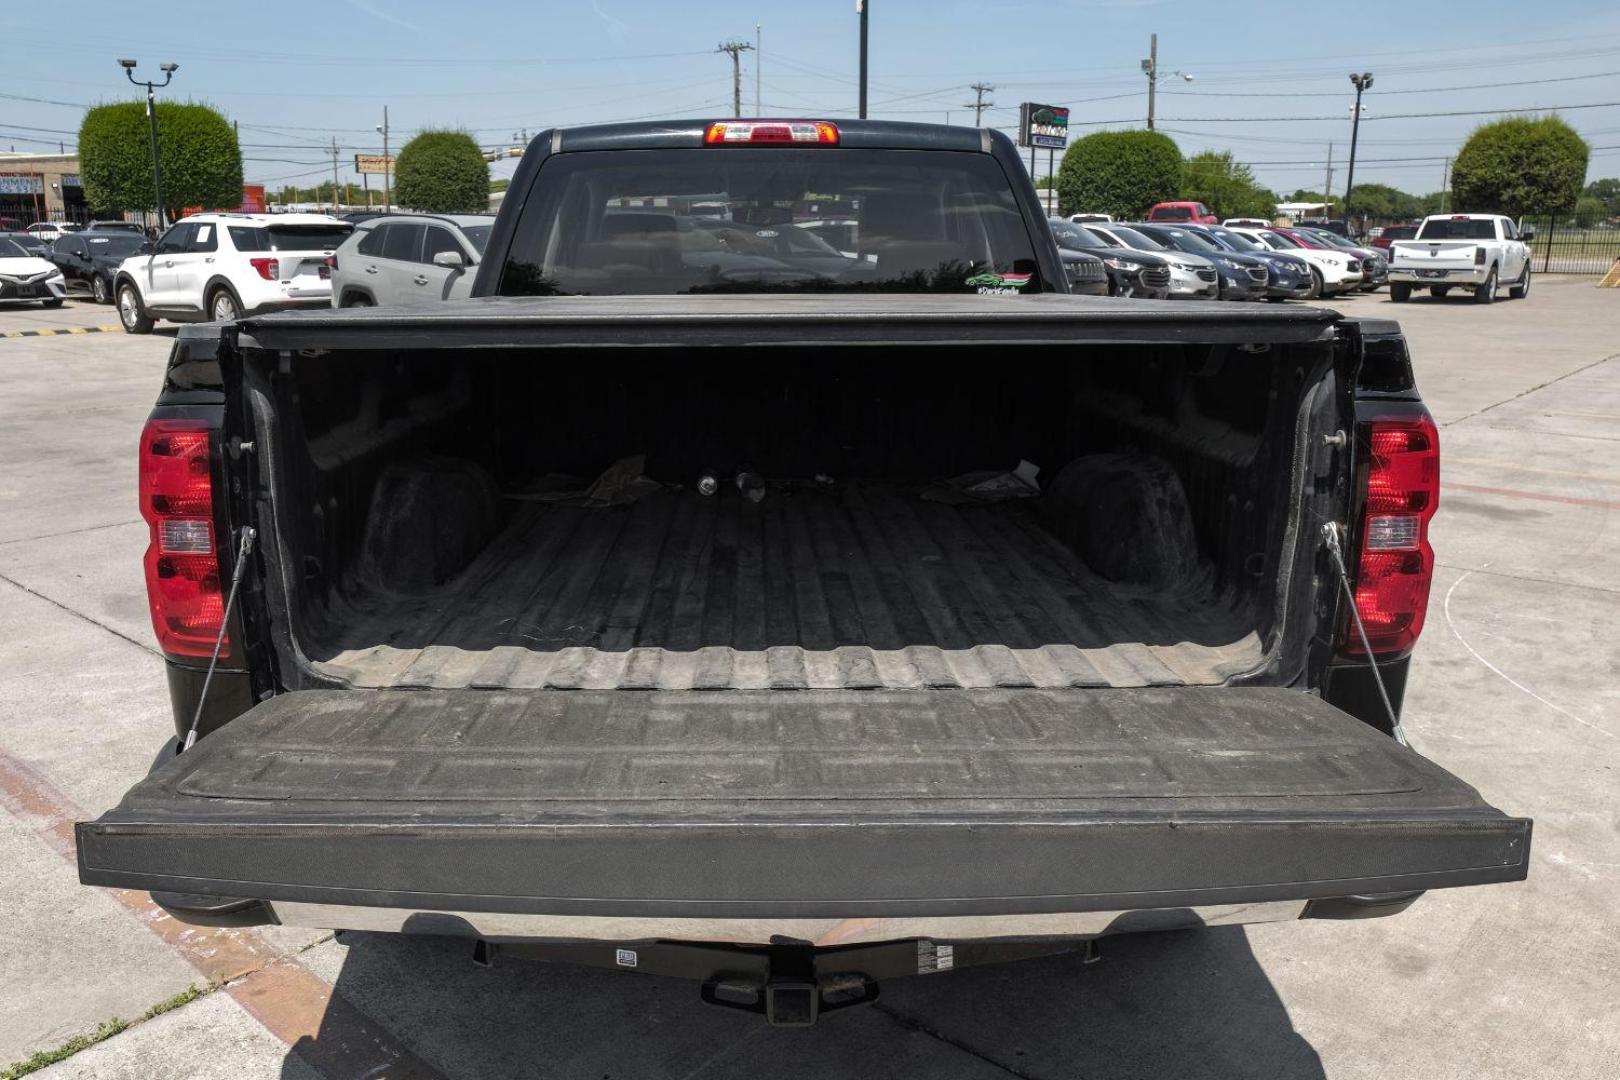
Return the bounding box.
[80,120,1527,1027]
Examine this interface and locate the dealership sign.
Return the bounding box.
[353,154,395,174]
[1018,103,1070,150]
[0,174,44,195]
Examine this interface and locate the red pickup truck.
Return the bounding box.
[1147,201,1217,224]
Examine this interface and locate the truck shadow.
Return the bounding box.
[282,925,1326,1079]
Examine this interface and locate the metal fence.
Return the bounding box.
[1521,215,1620,274]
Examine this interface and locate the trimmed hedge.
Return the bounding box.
[394,131,489,214]
[79,101,242,217]
[1451,115,1588,216]
[1055,130,1182,220]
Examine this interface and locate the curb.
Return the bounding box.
[0,325,124,339]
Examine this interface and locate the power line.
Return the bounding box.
[1162,69,1620,98]
[1156,101,1620,124]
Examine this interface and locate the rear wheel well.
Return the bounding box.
[205,277,244,307]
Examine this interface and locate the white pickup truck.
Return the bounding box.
[1387,213,1534,304]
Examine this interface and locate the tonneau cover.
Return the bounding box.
[235,293,1341,351]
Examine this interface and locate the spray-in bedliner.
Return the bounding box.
[305,483,1264,691]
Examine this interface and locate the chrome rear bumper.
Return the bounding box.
[271,899,1312,945]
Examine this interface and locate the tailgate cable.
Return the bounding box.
[1322,521,1408,746]
[183,526,257,751]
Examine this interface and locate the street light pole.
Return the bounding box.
[857,0,869,119]
[1145,33,1157,130]
[1141,36,1191,132]
[1344,72,1373,231]
[119,60,177,228]
[376,107,390,213]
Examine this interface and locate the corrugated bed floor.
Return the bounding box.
[310,485,1264,690]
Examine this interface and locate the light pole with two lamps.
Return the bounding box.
[119,59,177,230]
[1343,72,1374,233]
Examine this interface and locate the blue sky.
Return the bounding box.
[5,0,1619,196]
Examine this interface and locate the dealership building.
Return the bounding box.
[0,152,88,225]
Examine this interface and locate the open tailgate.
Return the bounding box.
[78,687,1529,918]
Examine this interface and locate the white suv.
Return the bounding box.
[113,213,352,333]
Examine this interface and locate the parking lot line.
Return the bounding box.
[0,748,446,1079]
[0,325,123,338]
[1449,481,1620,511]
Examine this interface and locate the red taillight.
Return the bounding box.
[326,253,338,272]
[140,418,225,657]
[704,121,839,145]
[250,257,280,280]
[1346,413,1439,656]
[1474,247,1486,265]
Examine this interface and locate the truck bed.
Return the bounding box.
[309,484,1262,691]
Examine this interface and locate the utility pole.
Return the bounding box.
[1440,158,1452,214]
[1322,142,1334,209]
[717,40,754,117]
[755,23,762,115]
[1344,72,1374,229]
[1145,33,1157,130]
[119,59,178,227]
[330,137,342,213]
[857,0,869,119]
[376,107,390,213]
[964,82,994,126]
[1140,36,1190,131]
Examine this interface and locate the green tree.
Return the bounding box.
[1346,182,1423,222]
[78,100,242,221]
[1584,177,1620,217]
[1573,195,1608,227]
[1418,191,1448,215]
[1179,151,1274,219]
[1055,129,1182,219]
[1451,115,1589,216]
[393,130,489,213]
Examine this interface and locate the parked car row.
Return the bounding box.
[1047,217,1385,301]
[18,201,1389,324]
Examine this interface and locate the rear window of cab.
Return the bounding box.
[228,224,353,252]
[499,147,1045,296]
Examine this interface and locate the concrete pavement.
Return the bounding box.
[0,285,1615,1079]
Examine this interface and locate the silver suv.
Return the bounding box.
[329,214,494,306]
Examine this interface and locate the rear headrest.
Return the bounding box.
[861,193,940,242]
[601,214,679,237]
